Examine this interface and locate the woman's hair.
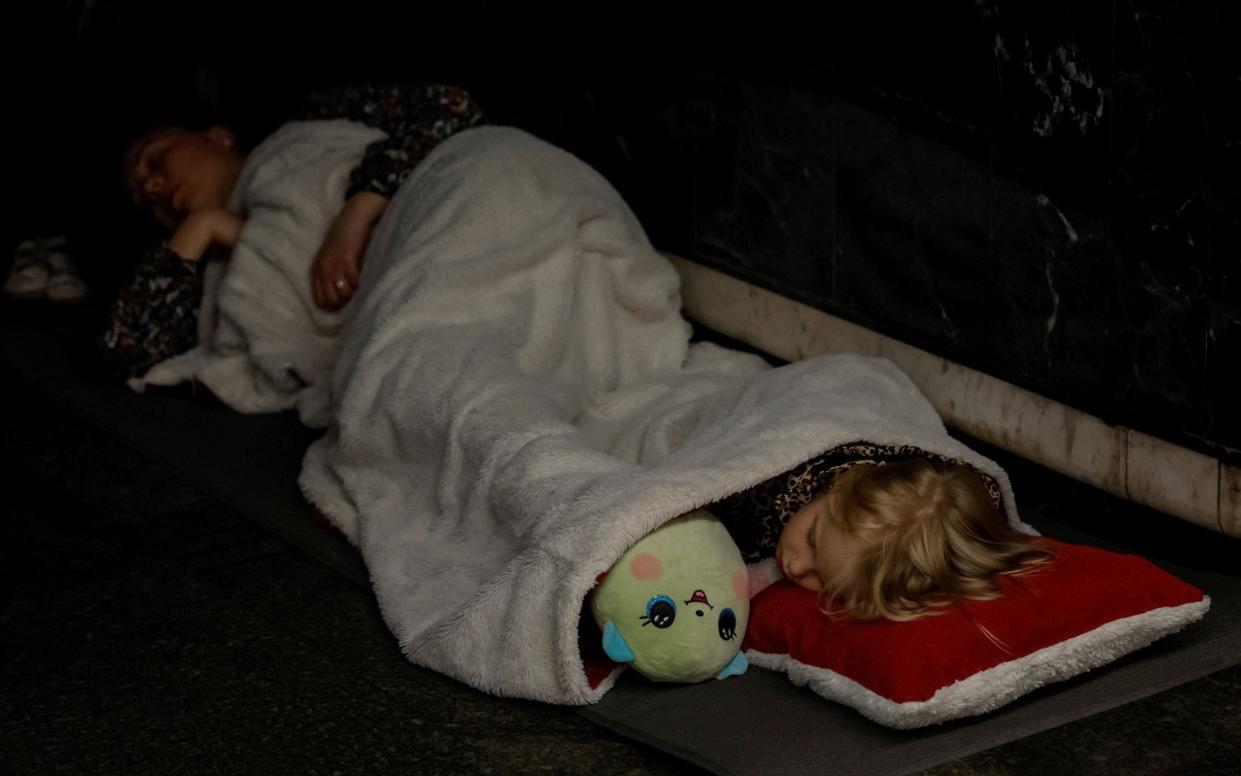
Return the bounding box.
[818,458,1054,622]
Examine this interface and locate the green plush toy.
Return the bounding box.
[590,509,750,682]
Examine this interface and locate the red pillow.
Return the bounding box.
[742,538,1210,728]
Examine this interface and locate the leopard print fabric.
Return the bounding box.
[707,442,1006,563]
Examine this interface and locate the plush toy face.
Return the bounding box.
[590,510,750,683]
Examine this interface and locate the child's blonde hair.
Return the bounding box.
[818,458,1053,621]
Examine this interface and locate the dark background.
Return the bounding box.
[9,0,1239,458]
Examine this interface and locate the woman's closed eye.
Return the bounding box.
[144,144,169,177]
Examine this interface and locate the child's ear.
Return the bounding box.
[204,125,237,149]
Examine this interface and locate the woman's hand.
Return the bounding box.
[311,191,389,311]
[168,209,245,261]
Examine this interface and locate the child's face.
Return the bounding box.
[775,490,854,593]
[124,126,243,230]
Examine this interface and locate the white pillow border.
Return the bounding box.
[745,596,1211,729]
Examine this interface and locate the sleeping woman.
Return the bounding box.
[101,82,486,380]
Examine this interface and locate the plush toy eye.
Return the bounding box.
[641,594,676,628]
[718,608,737,641]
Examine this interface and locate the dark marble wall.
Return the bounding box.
[538,1,1240,459]
[30,0,1239,456]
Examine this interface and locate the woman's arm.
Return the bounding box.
[98,242,206,379]
[300,83,487,311]
[167,209,244,261]
[99,211,243,379]
[310,191,387,311]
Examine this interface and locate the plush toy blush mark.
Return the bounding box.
[733,570,749,600]
[629,553,663,581]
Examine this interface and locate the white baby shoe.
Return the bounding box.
[44,241,88,304]
[3,240,50,299]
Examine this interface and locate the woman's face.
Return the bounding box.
[124,126,244,230]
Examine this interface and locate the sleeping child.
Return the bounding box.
[710,443,1053,620]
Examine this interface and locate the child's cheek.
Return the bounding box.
[774,523,791,557]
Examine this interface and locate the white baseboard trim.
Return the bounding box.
[669,254,1239,538]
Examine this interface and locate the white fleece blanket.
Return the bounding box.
[134,119,386,427]
[294,125,1035,704]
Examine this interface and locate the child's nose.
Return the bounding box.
[786,549,813,576]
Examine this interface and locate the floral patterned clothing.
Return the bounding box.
[300,83,486,200]
[100,83,486,380]
[98,242,205,379]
